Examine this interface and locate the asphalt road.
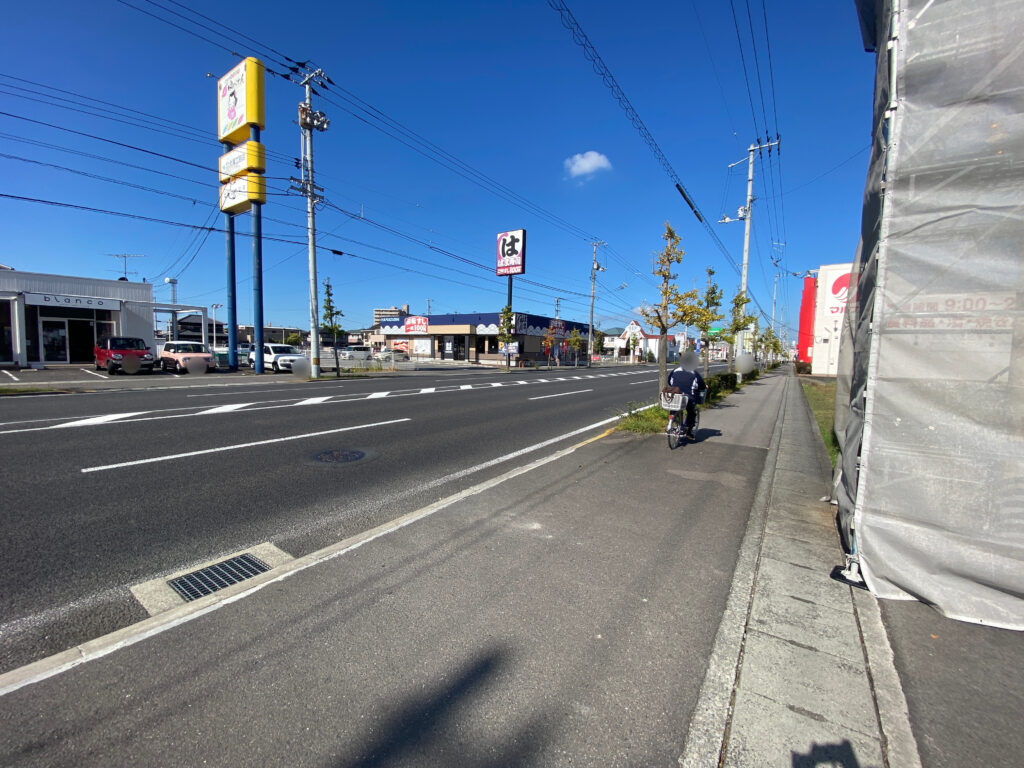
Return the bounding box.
[0,366,783,766]
[0,364,740,673]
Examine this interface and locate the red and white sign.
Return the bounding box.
[403,315,429,334]
[392,340,409,352]
[496,229,526,276]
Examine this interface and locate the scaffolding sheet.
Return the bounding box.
[838,0,1024,628]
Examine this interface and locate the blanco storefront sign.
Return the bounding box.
[24,293,122,310]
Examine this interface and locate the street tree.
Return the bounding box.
[567,327,583,365]
[639,222,702,390]
[321,277,344,378]
[497,304,515,369]
[724,289,757,372]
[693,267,725,379]
[285,332,303,347]
[542,324,557,367]
[594,329,605,356]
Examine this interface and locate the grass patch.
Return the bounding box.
[618,404,670,434]
[0,387,65,396]
[801,380,840,467]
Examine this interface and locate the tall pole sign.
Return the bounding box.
[496,227,526,306]
[217,57,267,372]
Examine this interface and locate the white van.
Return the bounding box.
[339,345,371,360]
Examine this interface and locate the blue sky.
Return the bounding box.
[1,0,874,337]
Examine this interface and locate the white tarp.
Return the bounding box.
[837,0,1024,628]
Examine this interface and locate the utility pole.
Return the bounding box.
[771,273,778,333]
[719,137,780,356]
[211,303,223,350]
[292,70,330,379]
[554,297,560,319]
[588,240,606,366]
[426,298,432,315]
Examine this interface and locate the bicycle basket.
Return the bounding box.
[660,392,685,411]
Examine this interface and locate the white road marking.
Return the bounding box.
[1,370,19,381]
[419,387,435,394]
[198,403,251,414]
[366,391,389,399]
[528,389,593,401]
[1,404,658,697]
[81,369,108,379]
[459,384,473,390]
[293,396,332,406]
[81,417,411,473]
[630,379,658,385]
[54,412,149,428]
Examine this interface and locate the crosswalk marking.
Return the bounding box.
[367,391,389,399]
[419,387,436,394]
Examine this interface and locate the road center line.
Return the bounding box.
[528,389,593,401]
[80,418,411,473]
[630,379,658,385]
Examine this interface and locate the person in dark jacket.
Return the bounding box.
[667,352,707,438]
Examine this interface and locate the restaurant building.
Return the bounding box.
[379,311,590,365]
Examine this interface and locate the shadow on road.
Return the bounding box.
[338,646,550,768]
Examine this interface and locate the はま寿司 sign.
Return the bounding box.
[496,229,526,276]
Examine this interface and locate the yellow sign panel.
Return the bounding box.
[219,173,266,214]
[217,57,266,145]
[219,141,266,183]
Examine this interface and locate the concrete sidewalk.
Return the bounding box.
[682,372,921,768]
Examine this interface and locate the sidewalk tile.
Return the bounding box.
[737,629,878,738]
[724,689,883,768]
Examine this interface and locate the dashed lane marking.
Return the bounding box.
[53,412,149,428]
[80,418,411,473]
[199,403,251,414]
[528,389,593,401]
[293,396,332,406]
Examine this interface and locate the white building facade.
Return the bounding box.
[0,270,155,367]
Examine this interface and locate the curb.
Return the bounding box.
[678,373,789,766]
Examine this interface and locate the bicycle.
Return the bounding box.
[662,389,702,450]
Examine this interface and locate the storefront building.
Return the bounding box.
[380,312,591,365]
[795,262,854,375]
[0,270,155,367]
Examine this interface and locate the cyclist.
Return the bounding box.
[667,352,708,438]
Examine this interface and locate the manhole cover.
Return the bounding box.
[315,448,366,464]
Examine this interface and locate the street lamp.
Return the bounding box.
[211,303,223,350]
[164,277,178,340]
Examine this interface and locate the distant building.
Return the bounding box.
[236,324,307,345]
[372,304,410,327]
[796,262,853,375]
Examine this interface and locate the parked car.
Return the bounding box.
[157,341,216,373]
[247,343,307,372]
[94,336,155,374]
[373,349,410,362]
[339,345,371,360]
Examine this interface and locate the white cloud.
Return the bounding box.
[563,150,612,179]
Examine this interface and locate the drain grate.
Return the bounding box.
[167,553,271,602]
[315,448,365,464]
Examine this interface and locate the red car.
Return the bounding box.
[94,336,156,374]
